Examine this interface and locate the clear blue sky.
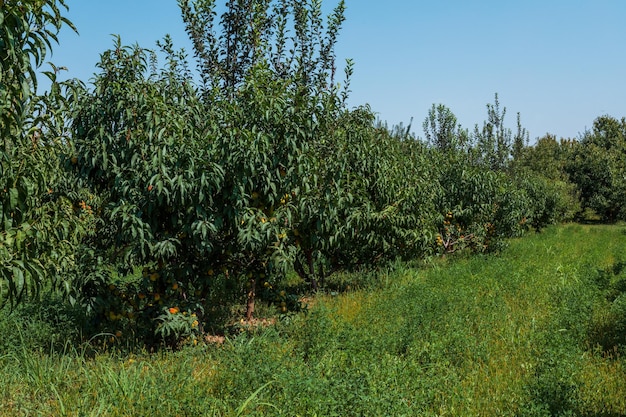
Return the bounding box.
[46,0,626,141]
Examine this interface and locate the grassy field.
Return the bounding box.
[2,223,626,416]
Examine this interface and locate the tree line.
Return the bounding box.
[2,0,624,346]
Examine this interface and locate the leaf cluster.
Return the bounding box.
[0,0,85,306]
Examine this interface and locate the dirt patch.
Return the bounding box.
[204,334,226,345]
[204,317,278,345]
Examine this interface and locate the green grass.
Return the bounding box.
[2,223,626,416]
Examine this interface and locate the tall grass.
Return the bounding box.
[1,223,626,416]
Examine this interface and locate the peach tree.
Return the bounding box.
[70,38,228,341]
[0,0,86,306]
[566,116,626,221]
[286,104,445,290]
[70,0,352,340]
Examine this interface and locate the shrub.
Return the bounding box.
[0,293,86,352]
[515,171,580,231]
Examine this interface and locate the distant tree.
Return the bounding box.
[566,115,626,221]
[514,134,570,181]
[511,112,529,162]
[378,118,414,141]
[472,93,514,170]
[423,104,468,152]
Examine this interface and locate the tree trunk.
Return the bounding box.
[245,276,257,321]
[306,249,318,291]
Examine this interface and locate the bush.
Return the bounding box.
[0,294,87,352]
[515,171,580,230]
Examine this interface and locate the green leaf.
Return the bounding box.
[8,188,18,211]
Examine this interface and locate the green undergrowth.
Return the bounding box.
[2,223,626,416]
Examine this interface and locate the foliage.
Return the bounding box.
[566,115,626,221]
[70,37,225,343]
[433,150,529,253]
[513,134,573,181]
[292,108,437,288]
[509,134,581,229]
[179,0,347,98]
[470,93,515,170]
[0,0,73,129]
[423,103,469,152]
[2,224,626,416]
[0,293,86,353]
[70,0,352,339]
[0,0,85,305]
[4,0,624,352]
[514,170,580,230]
